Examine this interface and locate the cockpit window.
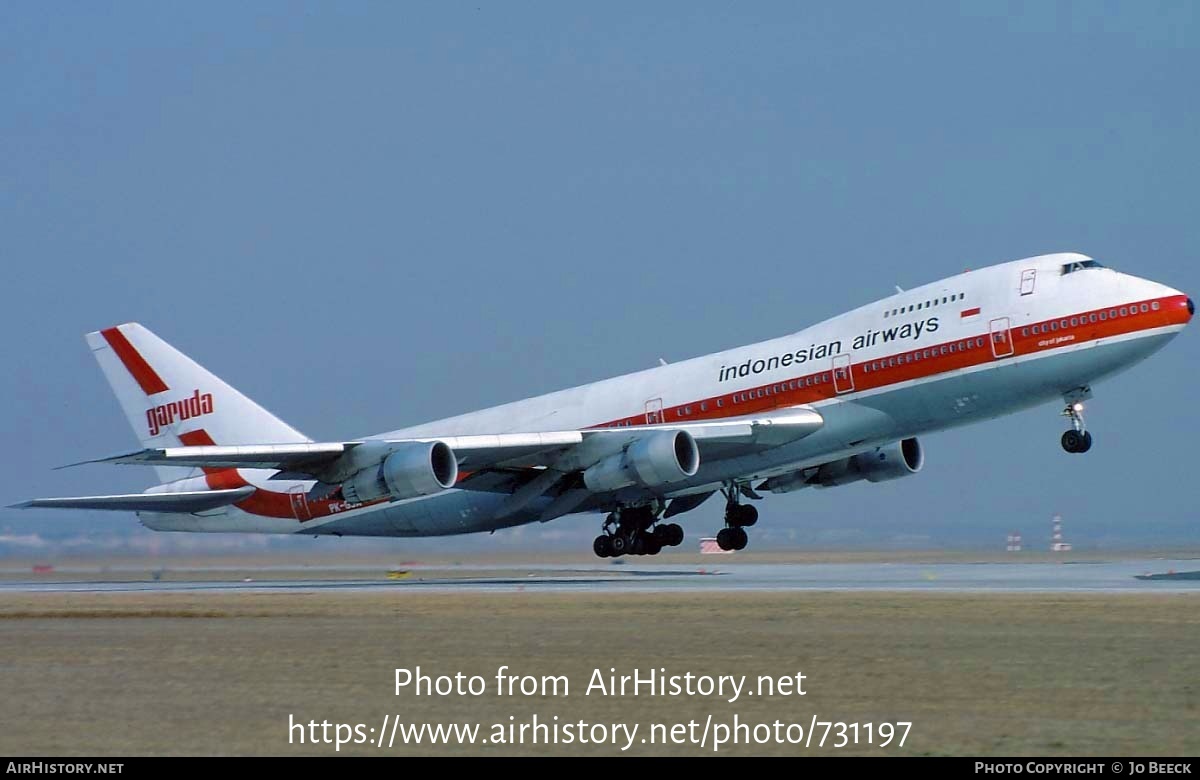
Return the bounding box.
[1061,259,1106,274]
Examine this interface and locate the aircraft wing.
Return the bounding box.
[10,487,255,513]
[68,408,824,478]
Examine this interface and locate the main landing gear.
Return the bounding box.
[1060,387,1094,454]
[593,504,684,558]
[716,483,758,551]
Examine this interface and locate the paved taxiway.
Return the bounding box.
[3,558,1199,594]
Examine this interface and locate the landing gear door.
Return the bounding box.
[1020,269,1037,296]
[832,353,855,394]
[645,398,664,425]
[989,317,1015,358]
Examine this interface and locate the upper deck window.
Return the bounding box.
[1061,259,1106,274]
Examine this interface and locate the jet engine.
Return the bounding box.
[762,438,924,493]
[582,430,700,492]
[341,441,459,504]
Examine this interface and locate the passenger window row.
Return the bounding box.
[862,337,987,373]
[664,370,839,420]
[1020,302,1157,338]
[885,292,964,318]
[729,373,831,406]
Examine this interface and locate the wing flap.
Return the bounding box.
[11,486,255,513]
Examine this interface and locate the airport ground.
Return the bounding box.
[0,551,1197,756]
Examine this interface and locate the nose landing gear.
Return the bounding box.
[1060,388,1094,454]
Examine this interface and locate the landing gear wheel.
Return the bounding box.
[609,534,628,557]
[643,536,663,556]
[716,527,748,551]
[653,523,684,547]
[1062,430,1085,453]
[593,535,613,558]
[664,523,684,546]
[731,504,758,527]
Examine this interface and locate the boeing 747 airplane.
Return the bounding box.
[14,253,1192,556]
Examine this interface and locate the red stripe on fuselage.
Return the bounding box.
[594,294,1191,428]
[101,327,169,396]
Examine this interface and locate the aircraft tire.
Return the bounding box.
[735,505,758,527]
[593,535,613,558]
[610,534,628,557]
[1061,430,1084,453]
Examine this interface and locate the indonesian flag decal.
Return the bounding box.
[961,306,981,319]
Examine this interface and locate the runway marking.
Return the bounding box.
[2,561,1199,595]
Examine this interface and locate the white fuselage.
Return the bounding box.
[139,253,1191,536]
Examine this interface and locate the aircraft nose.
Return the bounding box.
[1189,297,1195,318]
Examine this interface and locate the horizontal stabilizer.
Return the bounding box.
[10,487,254,513]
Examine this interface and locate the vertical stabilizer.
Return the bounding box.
[86,323,310,482]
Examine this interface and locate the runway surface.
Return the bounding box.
[3,558,1200,594]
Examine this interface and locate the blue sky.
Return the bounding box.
[2,2,1198,553]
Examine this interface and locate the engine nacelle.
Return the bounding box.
[840,437,923,484]
[341,441,459,504]
[582,430,700,493]
[763,438,924,493]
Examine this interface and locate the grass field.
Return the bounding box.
[1,590,1197,756]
